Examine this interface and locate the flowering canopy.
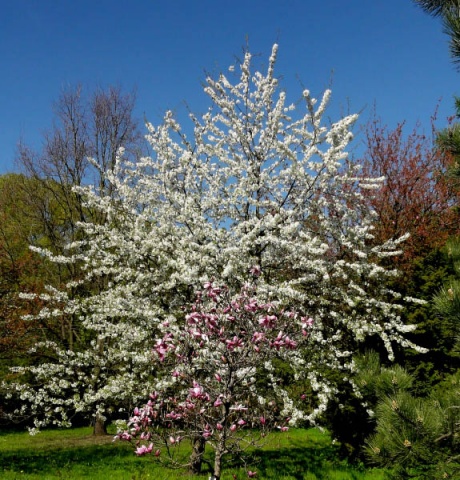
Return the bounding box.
[116,277,313,477]
[6,45,424,440]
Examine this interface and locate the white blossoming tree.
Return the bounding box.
[6,45,423,463]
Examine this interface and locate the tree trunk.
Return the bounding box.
[212,435,226,480]
[93,413,107,436]
[213,449,223,480]
[189,435,205,474]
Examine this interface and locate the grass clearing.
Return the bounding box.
[0,426,388,479]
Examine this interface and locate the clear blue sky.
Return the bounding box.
[1,0,458,173]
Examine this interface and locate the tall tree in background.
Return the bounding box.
[436,97,460,186]
[359,115,459,270]
[1,85,144,433]
[358,114,460,388]
[17,85,143,247]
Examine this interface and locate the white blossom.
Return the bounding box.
[5,44,422,432]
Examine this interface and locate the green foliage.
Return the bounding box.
[437,97,460,167]
[432,237,460,356]
[323,351,414,462]
[366,368,460,479]
[390,247,460,393]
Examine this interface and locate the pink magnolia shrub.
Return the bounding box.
[116,275,313,478]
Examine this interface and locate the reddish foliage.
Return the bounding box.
[360,116,460,268]
[0,250,45,359]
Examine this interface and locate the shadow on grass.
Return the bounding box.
[1,430,377,480]
[222,434,360,480]
[2,442,136,475]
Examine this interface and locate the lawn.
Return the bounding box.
[0,426,387,479]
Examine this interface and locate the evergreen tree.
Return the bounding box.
[366,367,460,479]
[414,0,460,65]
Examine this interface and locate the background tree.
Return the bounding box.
[359,115,459,271]
[17,84,143,253]
[2,85,144,434]
[432,236,460,353]
[0,174,52,363]
[358,113,460,377]
[322,114,460,458]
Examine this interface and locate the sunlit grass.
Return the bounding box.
[0,426,388,479]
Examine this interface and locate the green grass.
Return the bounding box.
[0,426,388,479]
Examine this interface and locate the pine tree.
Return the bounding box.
[414,0,460,65]
[366,366,460,479]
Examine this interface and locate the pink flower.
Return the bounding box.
[230,424,237,432]
[258,314,277,328]
[283,336,297,350]
[250,265,261,277]
[165,411,182,420]
[215,373,222,382]
[271,331,284,350]
[248,470,258,477]
[135,443,153,455]
[206,285,221,300]
[252,331,265,343]
[214,397,223,407]
[259,416,266,425]
[186,312,201,324]
[206,316,218,330]
[244,300,259,312]
[216,423,223,430]
[154,336,173,361]
[231,301,240,311]
[301,316,314,327]
[226,336,243,351]
[190,328,203,339]
[189,381,204,398]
